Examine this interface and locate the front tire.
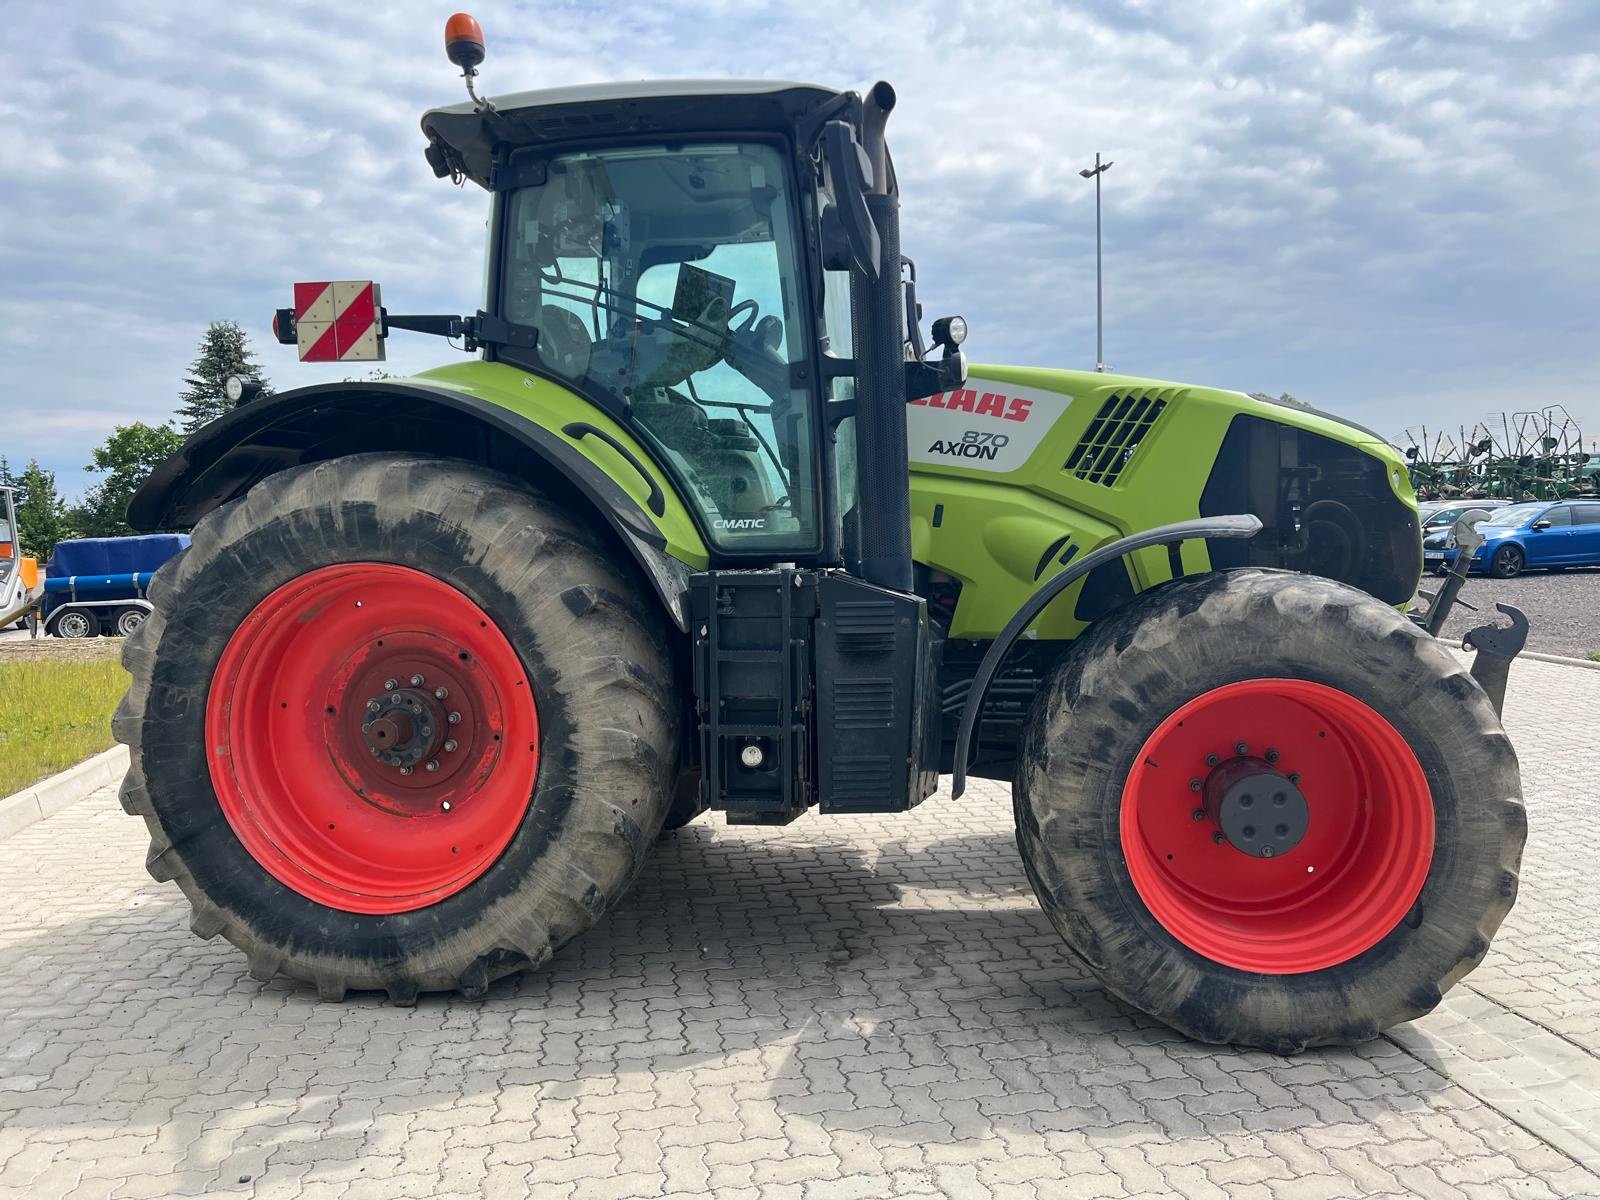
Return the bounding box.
[115,454,680,1002]
[1490,544,1525,578]
[1014,569,1524,1052]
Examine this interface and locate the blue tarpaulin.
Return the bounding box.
[44,535,190,612]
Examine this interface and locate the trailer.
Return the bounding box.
[43,534,189,638]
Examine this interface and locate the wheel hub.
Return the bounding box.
[1204,755,1310,859]
[361,688,442,769]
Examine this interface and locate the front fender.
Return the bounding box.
[130,367,709,629]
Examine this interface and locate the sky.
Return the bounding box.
[2,1,1597,499]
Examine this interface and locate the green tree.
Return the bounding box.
[176,321,272,432]
[73,422,186,538]
[10,459,72,560]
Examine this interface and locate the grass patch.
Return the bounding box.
[1588,651,1600,664]
[0,649,128,795]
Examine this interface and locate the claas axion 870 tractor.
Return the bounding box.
[118,15,1525,1051]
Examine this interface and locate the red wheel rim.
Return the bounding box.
[206,564,540,914]
[1120,679,1433,974]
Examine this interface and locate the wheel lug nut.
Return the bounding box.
[1235,742,1248,756]
[410,674,424,687]
[399,766,413,776]
[1205,753,1219,767]
[425,760,440,773]
[1265,748,1280,763]
[1191,808,1206,822]
[1262,846,1275,858]
[370,746,379,756]
[1288,772,1301,785]
[448,712,461,725]
[1188,779,1202,792]
[384,679,397,691]
[443,739,458,752]
[435,687,448,700]
[1212,831,1226,844]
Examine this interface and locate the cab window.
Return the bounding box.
[499,142,818,553]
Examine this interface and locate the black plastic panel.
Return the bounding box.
[815,574,939,813]
[689,569,939,822]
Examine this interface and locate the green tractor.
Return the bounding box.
[116,17,1525,1052]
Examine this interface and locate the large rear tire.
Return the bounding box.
[115,454,679,1002]
[659,771,707,834]
[1014,569,1524,1052]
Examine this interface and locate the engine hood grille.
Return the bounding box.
[1064,389,1175,486]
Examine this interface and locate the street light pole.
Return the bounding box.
[1079,152,1114,372]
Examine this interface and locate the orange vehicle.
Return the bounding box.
[0,486,42,631]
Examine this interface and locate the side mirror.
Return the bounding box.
[820,121,880,279]
[1531,519,1552,530]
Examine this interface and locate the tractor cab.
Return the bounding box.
[420,79,950,568]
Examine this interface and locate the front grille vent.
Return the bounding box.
[1064,391,1173,486]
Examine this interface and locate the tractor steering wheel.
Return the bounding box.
[728,298,761,334]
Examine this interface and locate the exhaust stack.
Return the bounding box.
[849,82,913,594]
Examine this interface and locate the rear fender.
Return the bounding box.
[128,380,706,630]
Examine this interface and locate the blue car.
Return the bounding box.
[1444,499,1600,577]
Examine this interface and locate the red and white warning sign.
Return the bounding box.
[292,281,385,362]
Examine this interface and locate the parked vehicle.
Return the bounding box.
[43,535,190,637]
[1422,503,1504,571]
[0,487,43,630]
[1444,500,1600,577]
[1421,500,1506,532]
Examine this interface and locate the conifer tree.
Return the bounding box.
[176,321,273,432]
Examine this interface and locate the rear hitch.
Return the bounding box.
[1463,603,1528,719]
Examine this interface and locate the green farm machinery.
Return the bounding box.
[114,15,1526,1052]
[1404,406,1594,501]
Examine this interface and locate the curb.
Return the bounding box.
[1438,640,1600,672]
[0,744,129,841]
[1520,649,1600,671]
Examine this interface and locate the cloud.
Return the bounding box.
[2,0,1599,493]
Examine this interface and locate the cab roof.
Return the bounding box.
[421,79,845,190]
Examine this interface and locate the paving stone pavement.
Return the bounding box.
[2,656,1599,1200]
